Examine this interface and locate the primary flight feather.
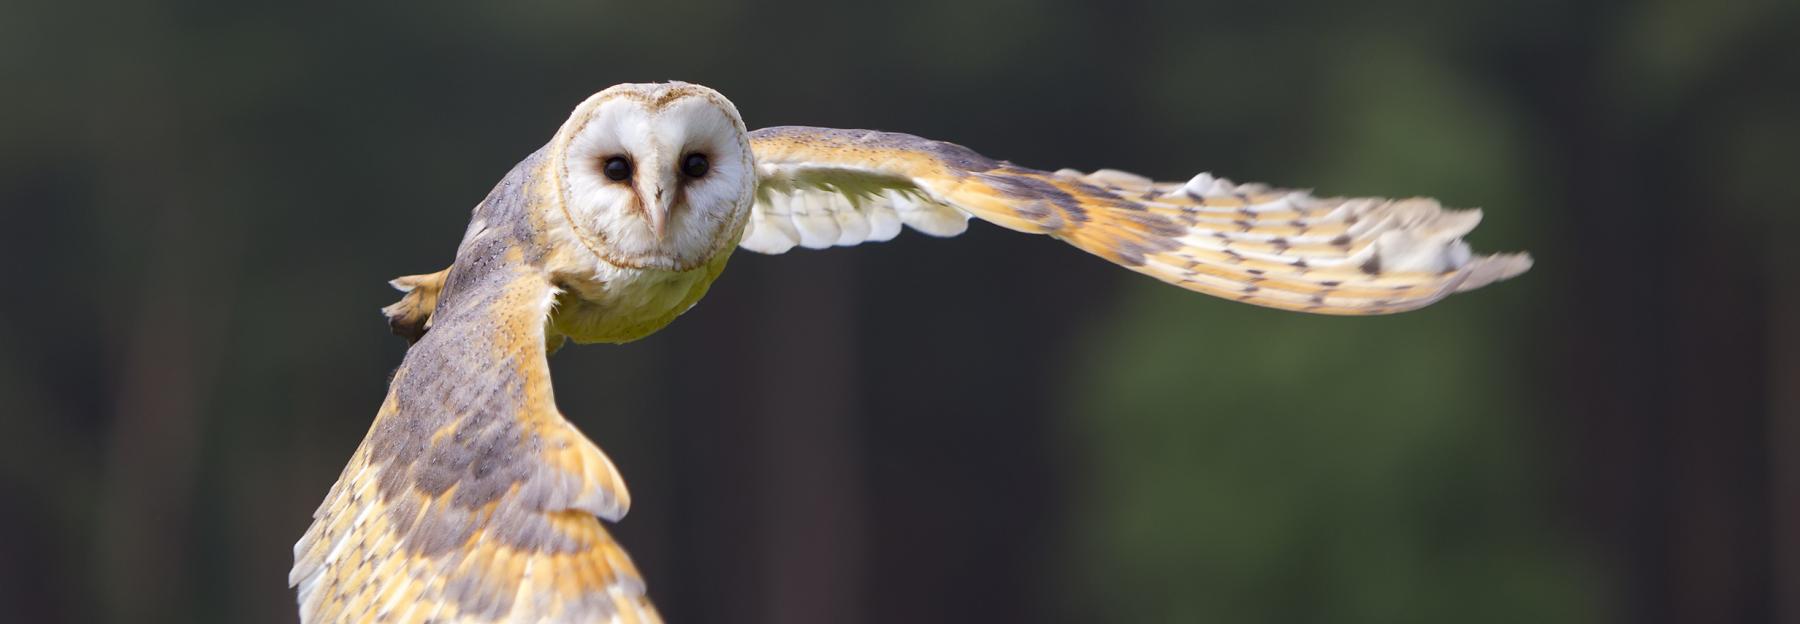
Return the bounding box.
[292,82,1530,623]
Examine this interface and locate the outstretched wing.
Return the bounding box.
[291,260,659,624]
[744,126,1531,315]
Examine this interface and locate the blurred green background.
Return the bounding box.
[2,0,1796,622]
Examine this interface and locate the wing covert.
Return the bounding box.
[291,257,658,624]
[744,125,1531,315]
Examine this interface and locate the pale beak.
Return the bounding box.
[643,180,674,240]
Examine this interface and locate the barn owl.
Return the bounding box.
[290,82,1530,623]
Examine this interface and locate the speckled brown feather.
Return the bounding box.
[306,92,1531,621]
[384,270,450,344]
[292,149,661,624]
[392,126,1532,336]
[744,126,1531,314]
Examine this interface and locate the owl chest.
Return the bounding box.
[549,251,734,344]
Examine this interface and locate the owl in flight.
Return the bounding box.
[290,82,1530,623]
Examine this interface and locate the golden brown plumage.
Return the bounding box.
[742,126,1531,315]
[293,153,660,623]
[295,82,1530,623]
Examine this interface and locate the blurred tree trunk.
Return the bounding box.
[1549,6,1785,622]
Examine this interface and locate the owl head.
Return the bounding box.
[549,82,755,272]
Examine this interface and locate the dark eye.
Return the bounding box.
[602,157,632,182]
[680,153,709,178]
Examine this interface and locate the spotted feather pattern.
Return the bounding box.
[744,126,1530,314]
[292,165,661,623]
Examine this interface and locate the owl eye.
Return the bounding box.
[680,153,709,178]
[602,157,632,182]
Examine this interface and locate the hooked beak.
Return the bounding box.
[642,180,674,240]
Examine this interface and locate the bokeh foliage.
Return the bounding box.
[0,0,1794,623]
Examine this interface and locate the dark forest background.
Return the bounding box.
[2,0,1797,622]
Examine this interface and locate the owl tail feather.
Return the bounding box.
[382,269,450,343]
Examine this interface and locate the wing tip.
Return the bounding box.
[1456,251,1534,292]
